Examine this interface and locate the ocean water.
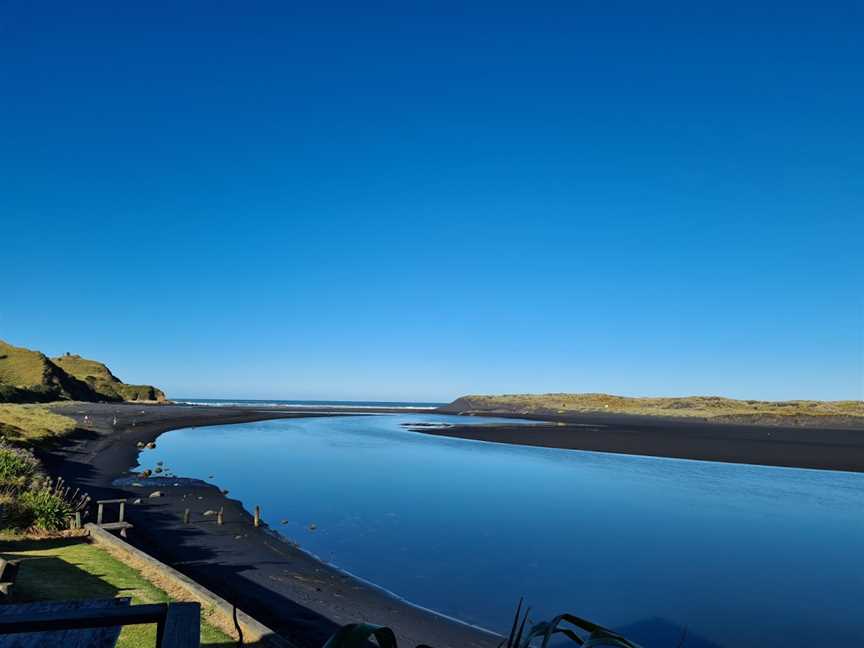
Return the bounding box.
[136,414,864,648]
[174,397,444,409]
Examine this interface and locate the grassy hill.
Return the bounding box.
[441,393,864,424]
[52,354,166,402]
[0,341,97,402]
[0,340,165,404]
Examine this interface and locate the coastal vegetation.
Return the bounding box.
[443,393,864,423]
[0,405,84,532]
[0,339,165,404]
[0,439,87,531]
[0,404,77,443]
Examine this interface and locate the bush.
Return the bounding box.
[17,487,72,531]
[0,440,40,490]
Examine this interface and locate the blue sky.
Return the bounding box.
[2,2,861,401]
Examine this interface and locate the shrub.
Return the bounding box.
[17,487,72,531]
[0,440,40,490]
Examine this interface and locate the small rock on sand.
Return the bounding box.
[203,510,217,516]
[145,442,156,449]
[136,441,145,448]
[132,498,142,504]
[139,470,152,478]
[149,491,164,498]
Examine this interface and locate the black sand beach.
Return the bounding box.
[419,412,864,473]
[38,403,500,648]
[35,402,864,648]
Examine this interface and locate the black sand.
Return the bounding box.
[419,412,864,472]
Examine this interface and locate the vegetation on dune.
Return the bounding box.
[0,536,231,646]
[0,339,165,404]
[443,393,864,421]
[0,404,77,444]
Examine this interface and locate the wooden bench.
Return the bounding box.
[0,559,21,600]
[95,499,133,537]
[0,598,200,648]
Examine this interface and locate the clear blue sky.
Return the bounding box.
[2,2,861,402]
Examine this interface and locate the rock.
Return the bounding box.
[156,461,163,466]
[203,510,217,516]
[136,441,145,448]
[221,489,229,495]
[280,519,289,525]
[308,523,317,531]
[139,470,152,479]
[149,491,164,498]
[145,442,156,449]
[132,498,142,504]
[131,482,143,487]
[154,467,163,474]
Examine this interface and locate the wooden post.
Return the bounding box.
[217,507,224,525]
[183,509,190,524]
[75,512,81,529]
[119,501,126,522]
[96,502,104,525]
[254,505,260,528]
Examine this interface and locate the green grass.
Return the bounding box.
[1,535,233,647]
[0,404,77,444]
[446,393,864,420]
[0,339,166,404]
[0,340,52,386]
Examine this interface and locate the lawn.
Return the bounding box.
[0,535,233,647]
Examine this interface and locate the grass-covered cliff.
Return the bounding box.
[0,340,165,404]
[440,393,864,425]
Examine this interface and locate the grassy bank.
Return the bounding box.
[0,405,83,532]
[0,404,77,445]
[444,393,864,422]
[0,534,232,646]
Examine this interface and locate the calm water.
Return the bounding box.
[136,414,864,647]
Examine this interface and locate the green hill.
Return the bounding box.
[0,340,165,404]
[52,354,166,402]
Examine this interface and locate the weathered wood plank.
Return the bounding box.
[160,603,200,648]
[0,597,132,648]
[98,522,133,531]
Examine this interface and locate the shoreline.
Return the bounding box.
[38,403,501,648]
[421,410,864,473]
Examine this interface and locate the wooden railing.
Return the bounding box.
[0,602,200,648]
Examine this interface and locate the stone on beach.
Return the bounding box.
[203,510,217,516]
[145,442,156,449]
[149,491,164,498]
